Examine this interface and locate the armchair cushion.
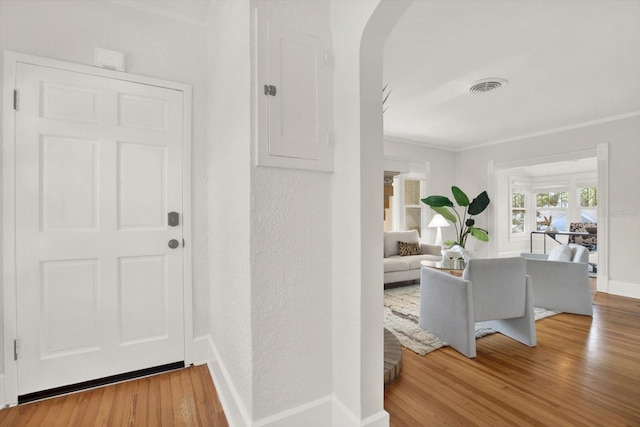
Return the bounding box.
[463,258,527,321]
[548,245,573,262]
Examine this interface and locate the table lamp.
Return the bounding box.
[428,214,450,248]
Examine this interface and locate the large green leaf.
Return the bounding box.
[432,206,456,223]
[468,191,490,215]
[469,227,489,242]
[444,240,458,248]
[421,195,453,208]
[451,186,470,206]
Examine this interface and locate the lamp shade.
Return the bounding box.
[428,214,450,228]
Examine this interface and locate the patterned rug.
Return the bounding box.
[384,284,559,355]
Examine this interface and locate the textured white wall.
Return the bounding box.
[206,0,254,422]
[456,116,640,297]
[331,1,411,425]
[0,0,210,374]
[249,1,333,421]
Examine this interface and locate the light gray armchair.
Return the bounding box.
[419,257,536,358]
[521,243,593,316]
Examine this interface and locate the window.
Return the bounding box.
[579,187,598,223]
[404,179,422,235]
[535,191,568,231]
[384,174,427,234]
[511,192,526,234]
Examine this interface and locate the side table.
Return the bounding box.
[420,259,464,277]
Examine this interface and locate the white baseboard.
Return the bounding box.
[205,336,252,427]
[332,395,389,427]
[0,374,4,407]
[254,396,333,427]
[607,280,640,300]
[361,411,391,427]
[204,337,387,427]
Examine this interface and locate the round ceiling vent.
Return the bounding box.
[467,78,508,94]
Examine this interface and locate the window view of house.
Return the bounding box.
[384,175,427,235]
[403,179,422,235]
[535,191,568,231]
[580,187,598,223]
[511,192,526,233]
[508,169,597,238]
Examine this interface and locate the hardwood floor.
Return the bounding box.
[2,287,638,426]
[0,364,228,427]
[384,291,640,426]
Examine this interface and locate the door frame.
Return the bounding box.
[2,51,194,406]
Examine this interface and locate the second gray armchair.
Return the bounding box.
[521,243,593,316]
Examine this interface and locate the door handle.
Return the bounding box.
[168,239,180,249]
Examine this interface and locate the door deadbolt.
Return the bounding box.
[168,212,180,227]
[168,239,180,249]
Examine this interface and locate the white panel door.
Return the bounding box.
[15,63,185,396]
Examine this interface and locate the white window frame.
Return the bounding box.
[577,180,598,224]
[391,173,427,237]
[509,179,530,239]
[533,181,569,231]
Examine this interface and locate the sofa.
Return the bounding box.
[384,230,441,285]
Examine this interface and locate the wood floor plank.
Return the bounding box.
[52,392,82,427]
[158,371,175,426]
[133,377,150,427]
[92,382,116,427]
[189,364,218,426]
[0,365,228,427]
[106,380,137,426]
[385,291,640,426]
[147,373,164,427]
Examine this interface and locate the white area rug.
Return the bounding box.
[384,284,559,355]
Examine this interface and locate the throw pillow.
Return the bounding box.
[398,241,422,256]
[547,245,573,262]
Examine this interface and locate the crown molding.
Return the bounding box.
[383,135,458,152]
[461,111,640,152]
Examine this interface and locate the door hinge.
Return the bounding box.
[264,85,277,96]
[14,339,18,361]
[13,89,18,111]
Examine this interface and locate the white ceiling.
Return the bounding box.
[383,0,640,151]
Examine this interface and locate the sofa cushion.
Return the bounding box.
[405,255,440,270]
[398,241,422,256]
[383,256,412,273]
[384,230,419,257]
[548,245,574,262]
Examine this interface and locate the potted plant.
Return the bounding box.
[421,186,490,249]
